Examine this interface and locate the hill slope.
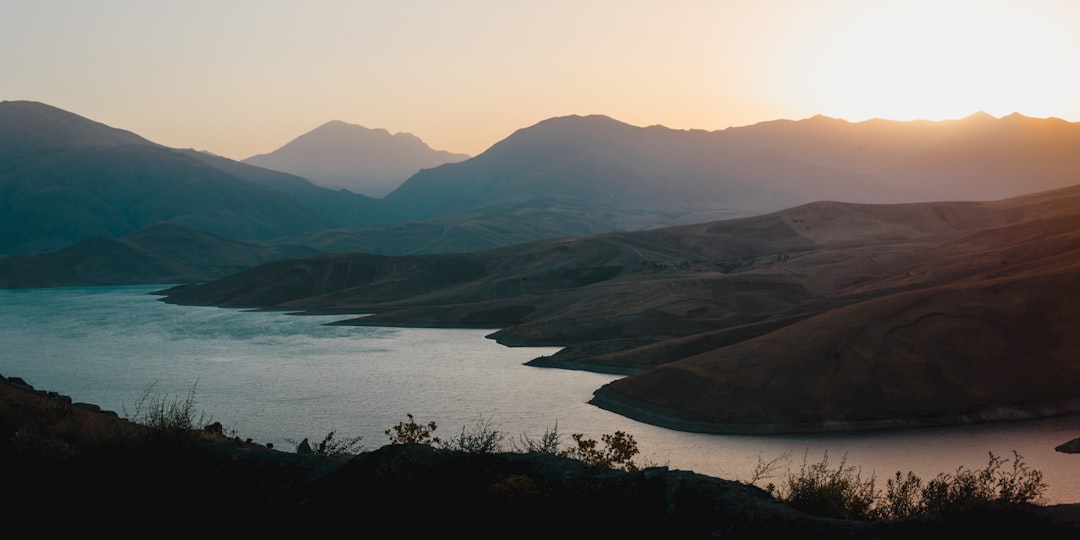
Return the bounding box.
[0,101,381,256]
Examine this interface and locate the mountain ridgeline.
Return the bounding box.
[7,100,1080,263]
[0,101,383,256]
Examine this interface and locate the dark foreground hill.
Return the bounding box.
[4,373,1079,539]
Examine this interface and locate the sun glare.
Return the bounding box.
[786,1,1078,123]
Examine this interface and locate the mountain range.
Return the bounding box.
[6,101,1080,264]
[714,111,1080,202]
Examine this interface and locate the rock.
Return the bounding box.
[47,391,72,404]
[296,438,313,454]
[1055,437,1080,453]
[6,376,33,391]
[72,402,101,413]
[204,421,224,435]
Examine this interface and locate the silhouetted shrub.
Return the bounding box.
[920,451,1046,513]
[385,413,440,446]
[291,430,365,455]
[559,430,641,472]
[756,450,1047,520]
[514,422,563,454]
[445,415,506,453]
[124,381,208,445]
[883,470,924,518]
[778,451,879,520]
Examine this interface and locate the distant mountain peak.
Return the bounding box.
[502,114,642,142]
[259,119,460,156]
[530,113,631,128]
[320,119,352,128]
[242,120,469,198]
[963,111,998,122]
[1001,111,1035,122]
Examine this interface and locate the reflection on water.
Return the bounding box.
[1,285,1077,504]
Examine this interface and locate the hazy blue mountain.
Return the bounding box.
[0,101,380,256]
[8,100,1080,282]
[0,100,154,158]
[243,120,469,197]
[179,148,388,228]
[380,114,904,222]
[382,112,1080,224]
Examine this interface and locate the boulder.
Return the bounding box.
[1055,437,1080,454]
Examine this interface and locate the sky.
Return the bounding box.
[4,0,1080,160]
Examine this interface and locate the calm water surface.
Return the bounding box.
[1,285,1077,504]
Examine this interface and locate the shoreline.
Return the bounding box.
[156,290,1080,438]
[589,386,1080,436]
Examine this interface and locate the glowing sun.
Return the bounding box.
[788,1,1078,122]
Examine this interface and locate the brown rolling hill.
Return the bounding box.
[159,183,1080,434]
[272,198,714,256]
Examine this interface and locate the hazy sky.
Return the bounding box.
[5,1,1080,160]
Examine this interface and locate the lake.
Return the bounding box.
[1,284,1078,504]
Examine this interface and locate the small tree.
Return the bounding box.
[385,413,440,446]
[560,430,641,472]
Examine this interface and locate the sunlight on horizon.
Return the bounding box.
[3,1,1080,157]
[780,0,1079,126]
